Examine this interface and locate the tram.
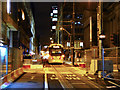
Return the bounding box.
[48,44,65,64]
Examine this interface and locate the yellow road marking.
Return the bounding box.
[31,76,35,79]
[108,81,120,87]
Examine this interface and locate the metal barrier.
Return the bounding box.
[23,59,43,69]
[83,47,120,73]
[104,47,120,71]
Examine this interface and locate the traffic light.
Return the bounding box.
[110,34,114,41]
[110,33,119,46]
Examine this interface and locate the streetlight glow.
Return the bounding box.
[99,34,106,40]
[7,0,11,14]
[51,40,54,43]
[60,27,63,30]
[50,38,52,40]
[60,27,71,36]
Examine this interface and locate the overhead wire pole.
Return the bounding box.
[97,1,103,59]
[98,0,105,78]
[71,2,75,65]
[90,16,92,48]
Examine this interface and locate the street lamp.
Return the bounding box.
[51,40,54,43]
[60,27,75,65]
[99,34,106,78]
[60,27,72,47]
[50,38,52,40]
[60,27,71,36]
[99,34,106,40]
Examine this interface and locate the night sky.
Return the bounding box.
[31,2,54,46]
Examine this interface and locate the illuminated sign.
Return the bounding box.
[51,13,53,16]
[52,18,57,21]
[52,26,56,29]
[53,10,58,13]
[67,42,70,47]
[53,46,60,48]
[80,42,83,47]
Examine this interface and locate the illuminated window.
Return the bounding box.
[44,46,48,48]
[67,42,70,47]
[21,10,25,20]
[66,15,71,18]
[54,15,57,17]
[78,22,81,24]
[80,42,83,47]
[17,18,19,21]
[50,13,53,16]
[52,26,56,29]
[81,24,83,26]
[53,10,58,13]
[52,18,57,21]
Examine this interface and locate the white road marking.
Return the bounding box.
[76,77,80,80]
[108,81,120,87]
[72,74,76,77]
[31,76,35,80]
[45,73,48,89]
[106,86,117,88]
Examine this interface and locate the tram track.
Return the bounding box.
[52,64,73,88]
[50,64,106,89]
[68,67,105,89]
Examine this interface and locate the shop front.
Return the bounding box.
[0,45,8,77]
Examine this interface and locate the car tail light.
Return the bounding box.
[51,57,54,59]
[59,56,61,59]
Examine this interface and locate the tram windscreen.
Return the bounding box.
[49,48,63,56]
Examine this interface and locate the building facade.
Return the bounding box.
[50,5,58,44]
[83,2,120,49]
[0,1,36,77]
[57,3,84,50]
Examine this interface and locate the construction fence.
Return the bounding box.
[79,47,120,72]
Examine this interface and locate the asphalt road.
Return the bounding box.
[4,62,120,89]
[6,73,44,89]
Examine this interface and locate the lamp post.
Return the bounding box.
[51,40,54,44]
[60,27,72,46]
[99,34,106,78]
[60,27,72,60]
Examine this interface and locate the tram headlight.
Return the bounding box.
[62,55,65,57]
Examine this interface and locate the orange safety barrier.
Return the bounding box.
[2,76,7,84]
[19,68,23,74]
[81,63,86,68]
[0,67,24,89]
[23,65,31,69]
[11,72,16,80]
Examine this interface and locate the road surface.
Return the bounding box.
[5,63,120,89]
